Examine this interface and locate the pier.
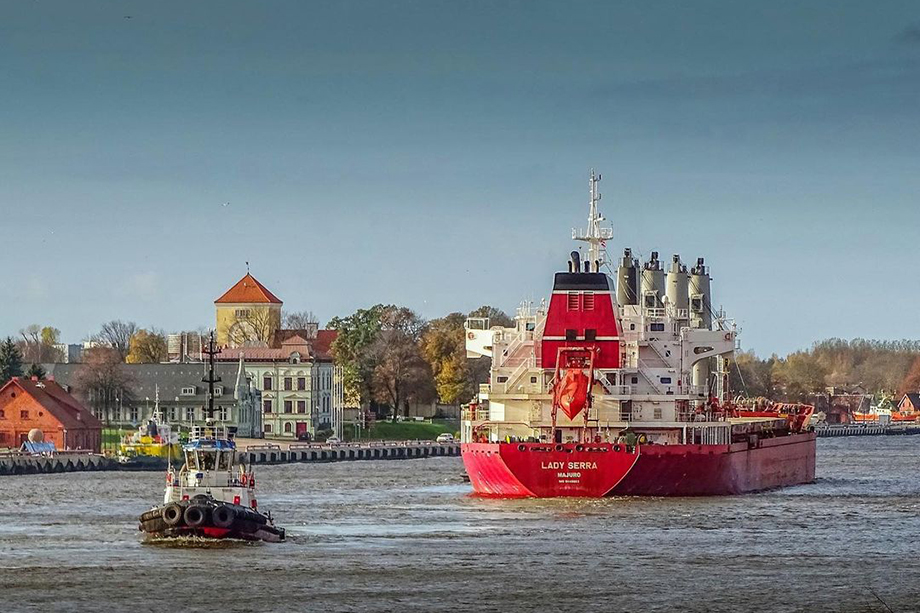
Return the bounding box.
[815,423,920,437]
[0,441,460,476]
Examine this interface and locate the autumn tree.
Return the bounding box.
[0,337,24,384]
[366,307,434,421]
[94,320,138,361]
[899,356,920,397]
[17,324,63,363]
[73,347,136,421]
[126,329,168,364]
[422,313,473,405]
[728,351,776,399]
[468,305,514,328]
[772,351,828,402]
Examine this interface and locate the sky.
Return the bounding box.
[1,0,918,356]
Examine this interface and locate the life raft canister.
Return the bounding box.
[554,368,590,420]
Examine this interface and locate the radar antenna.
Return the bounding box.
[201,331,222,422]
[572,169,613,271]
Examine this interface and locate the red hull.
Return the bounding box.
[462,432,816,497]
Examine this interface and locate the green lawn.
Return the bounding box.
[345,418,458,442]
[102,428,130,446]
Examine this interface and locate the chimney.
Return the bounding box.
[31,376,39,382]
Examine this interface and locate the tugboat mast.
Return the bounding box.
[201,331,221,422]
[573,169,613,272]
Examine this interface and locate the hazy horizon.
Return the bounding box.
[2,1,919,356]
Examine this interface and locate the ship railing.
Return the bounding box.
[496,355,536,393]
[497,330,535,368]
[669,308,689,320]
[479,383,491,396]
[644,308,666,319]
[462,407,491,421]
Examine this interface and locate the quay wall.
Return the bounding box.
[815,424,920,437]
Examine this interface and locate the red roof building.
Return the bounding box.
[0,377,103,452]
[214,273,283,304]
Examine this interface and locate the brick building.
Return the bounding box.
[0,377,102,452]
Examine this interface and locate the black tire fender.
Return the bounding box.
[184,504,210,528]
[162,503,184,526]
[212,505,236,529]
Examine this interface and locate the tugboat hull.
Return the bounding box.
[139,499,285,542]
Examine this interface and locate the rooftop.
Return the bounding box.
[214,273,283,305]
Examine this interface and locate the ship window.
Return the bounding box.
[585,329,597,341]
[565,329,577,341]
[631,376,638,384]
[644,294,656,308]
[691,297,702,312]
[660,377,672,384]
[630,323,636,330]
[497,376,508,383]
[567,293,579,310]
[525,322,535,331]
[583,292,595,310]
[654,407,662,419]
[531,377,538,383]
[649,323,665,332]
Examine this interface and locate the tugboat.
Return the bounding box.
[138,333,285,542]
[118,385,180,470]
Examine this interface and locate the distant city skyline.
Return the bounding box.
[1,1,918,356]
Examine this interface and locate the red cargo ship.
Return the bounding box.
[461,171,816,497]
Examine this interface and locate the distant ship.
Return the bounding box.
[460,171,816,497]
[118,385,180,468]
[138,334,284,542]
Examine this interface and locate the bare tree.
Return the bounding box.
[225,310,276,347]
[18,324,63,363]
[73,347,136,422]
[283,310,318,329]
[95,320,137,361]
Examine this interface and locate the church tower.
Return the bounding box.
[214,273,283,348]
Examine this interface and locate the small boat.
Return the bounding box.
[118,385,180,470]
[138,333,285,542]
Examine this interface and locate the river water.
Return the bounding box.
[1,437,918,613]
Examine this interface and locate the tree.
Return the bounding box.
[468,305,514,328]
[17,324,63,363]
[421,313,472,405]
[26,363,46,380]
[73,347,136,422]
[329,305,387,407]
[283,310,318,330]
[366,307,434,421]
[126,329,168,364]
[899,356,920,397]
[94,320,137,361]
[0,337,24,384]
[225,310,277,347]
[772,351,828,402]
[728,351,776,399]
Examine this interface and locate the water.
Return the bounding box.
[1,437,918,613]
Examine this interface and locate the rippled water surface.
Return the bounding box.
[1,437,919,612]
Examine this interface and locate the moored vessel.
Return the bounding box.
[138,334,284,542]
[461,171,816,497]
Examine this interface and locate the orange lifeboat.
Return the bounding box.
[553,368,590,420]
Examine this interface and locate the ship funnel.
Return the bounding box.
[570,251,581,274]
[640,252,665,310]
[666,254,689,319]
[617,248,639,305]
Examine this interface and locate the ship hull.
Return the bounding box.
[139,500,285,542]
[462,432,816,497]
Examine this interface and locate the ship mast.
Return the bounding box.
[201,331,221,422]
[572,169,613,272]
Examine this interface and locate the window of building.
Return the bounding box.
[20,410,28,419]
[263,399,272,413]
[290,352,301,364]
[284,400,293,413]
[284,422,293,433]
[649,323,665,332]
[565,329,577,341]
[185,407,195,422]
[213,386,223,396]
[263,376,272,390]
[567,292,579,311]
[284,377,292,391]
[0,409,4,419]
[585,329,597,341]
[129,407,139,422]
[264,423,273,434]
[169,408,178,421]
[180,386,196,396]
[235,308,251,318]
[297,377,306,391]
[218,406,229,421]
[297,400,306,413]
[583,292,595,310]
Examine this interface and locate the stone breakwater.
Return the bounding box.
[0,441,460,476]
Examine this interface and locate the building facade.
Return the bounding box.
[0,377,103,452]
[214,273,283,348]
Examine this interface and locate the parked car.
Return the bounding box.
[436,433,455,443]
[325,436,341,445]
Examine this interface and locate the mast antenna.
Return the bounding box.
[201,331,222,422]
[572,169,613,271]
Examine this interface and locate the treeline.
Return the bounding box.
[329,304,511,419]
[730,339,920,402]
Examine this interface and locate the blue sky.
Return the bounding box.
[1,1,918,356]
